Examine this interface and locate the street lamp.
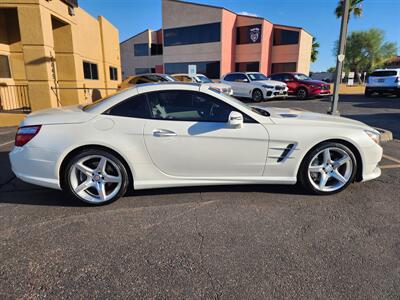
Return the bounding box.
[329,0,350,115]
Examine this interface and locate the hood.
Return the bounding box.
[21,105,96,126]
[252,106,373,130]
[299,79,328,86]
[253,80,286,87]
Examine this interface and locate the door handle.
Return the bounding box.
[153,129,177,137]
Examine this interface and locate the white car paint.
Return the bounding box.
[10,83,382,195]
[221,72,288,100]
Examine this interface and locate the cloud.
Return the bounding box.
[238,11,259,17]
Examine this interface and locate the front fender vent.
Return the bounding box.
[277,143,296,162]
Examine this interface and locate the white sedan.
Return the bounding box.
[10,83,382,205]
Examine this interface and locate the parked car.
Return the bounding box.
[119,73,176,90]
[365,69,400,97]
[10,82,382,205]
[171,73,233,95]
[220,72,288,102]
[269,72,331,100]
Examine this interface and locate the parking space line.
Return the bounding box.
[0,140,14,147]
[382,154,400,164]
[380,164,400,169]
[0,130,14,136]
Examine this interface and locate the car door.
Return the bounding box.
[221,74,240,96]
[282,74,297,93]
[143,90,269,177]
[233,73,252,97]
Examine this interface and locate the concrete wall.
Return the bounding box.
[297,29,313,75]
[0,0,121,111]
[120,30,163,78]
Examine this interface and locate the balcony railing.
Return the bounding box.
[0,84,31,113]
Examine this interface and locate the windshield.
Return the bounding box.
[208,88,270,117]
[195,75,213,83]
[247,73,269,81]
[293,73,311,80]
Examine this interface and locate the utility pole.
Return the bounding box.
[329,0,350,115]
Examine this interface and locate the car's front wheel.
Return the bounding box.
[252,89,264,102]
[296,87,308,100]
[63,149,129,205]
[298,142,357,195]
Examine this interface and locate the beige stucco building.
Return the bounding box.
[121,0,313,79]
[0,0,121,113]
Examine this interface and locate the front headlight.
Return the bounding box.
[262,85,274,89]
[365,130,381,144]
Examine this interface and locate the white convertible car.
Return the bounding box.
[10,83,382,204]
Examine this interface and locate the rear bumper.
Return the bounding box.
[365,86,400,93]
[9,146,61,190]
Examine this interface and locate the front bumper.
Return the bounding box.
[361,143,383,182]
[9,146,61,190]
[265,89,288,99]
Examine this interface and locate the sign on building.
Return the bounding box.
[188,65,197,76]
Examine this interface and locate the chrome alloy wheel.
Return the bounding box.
[69,155,122,204]
[307,147,353,192]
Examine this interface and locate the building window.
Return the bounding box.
[236,25,262,45]
[235,62,259,72]
[134,43,149,56]
[135,68,150,75]
[0,55,11,78]
[271,62,297,73]
[164,22,221,47]
[83,61,99,80]
[109,66,118,81]
[164,61,220,79]
[151,44,163,56]
[273,29,299,46]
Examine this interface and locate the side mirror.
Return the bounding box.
[228,111,243,128]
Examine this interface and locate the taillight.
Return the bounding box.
[15,125,41,147]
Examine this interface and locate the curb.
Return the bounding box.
[375,127,393,143]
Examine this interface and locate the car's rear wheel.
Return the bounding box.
[63,149,129,205]
[365,89,372,97]
[296,87,308,100]
[252,89,263,102]
[298,142,357,195]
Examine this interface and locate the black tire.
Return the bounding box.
[298,142,357,195]
[252,89,264,102]
[296,87,308,100]
[364,89,372,97]
[62,149,130,205]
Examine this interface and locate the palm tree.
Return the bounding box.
[311,37,320,63]
[335,0,363,19]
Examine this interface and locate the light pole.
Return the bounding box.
[329,0,350,115]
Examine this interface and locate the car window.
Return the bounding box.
[223,74,237,82]
[195,75,213,83]
[146,90,254,123]
[293,74,310,80]
[247,73,269,81]
[105,94,151,119]
[370,70,397,77]
[236,74,248,81]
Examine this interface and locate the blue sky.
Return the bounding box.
[80,0,400,72]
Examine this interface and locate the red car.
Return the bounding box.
[269,72,331,100]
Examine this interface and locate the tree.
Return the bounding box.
[335,0,363,19]
[327,67,336,73]
[311,37,320,63]
[334,28,397,82]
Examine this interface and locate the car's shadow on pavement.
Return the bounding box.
[0,150,312,207]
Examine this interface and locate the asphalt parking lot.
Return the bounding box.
[1,95,399,299]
